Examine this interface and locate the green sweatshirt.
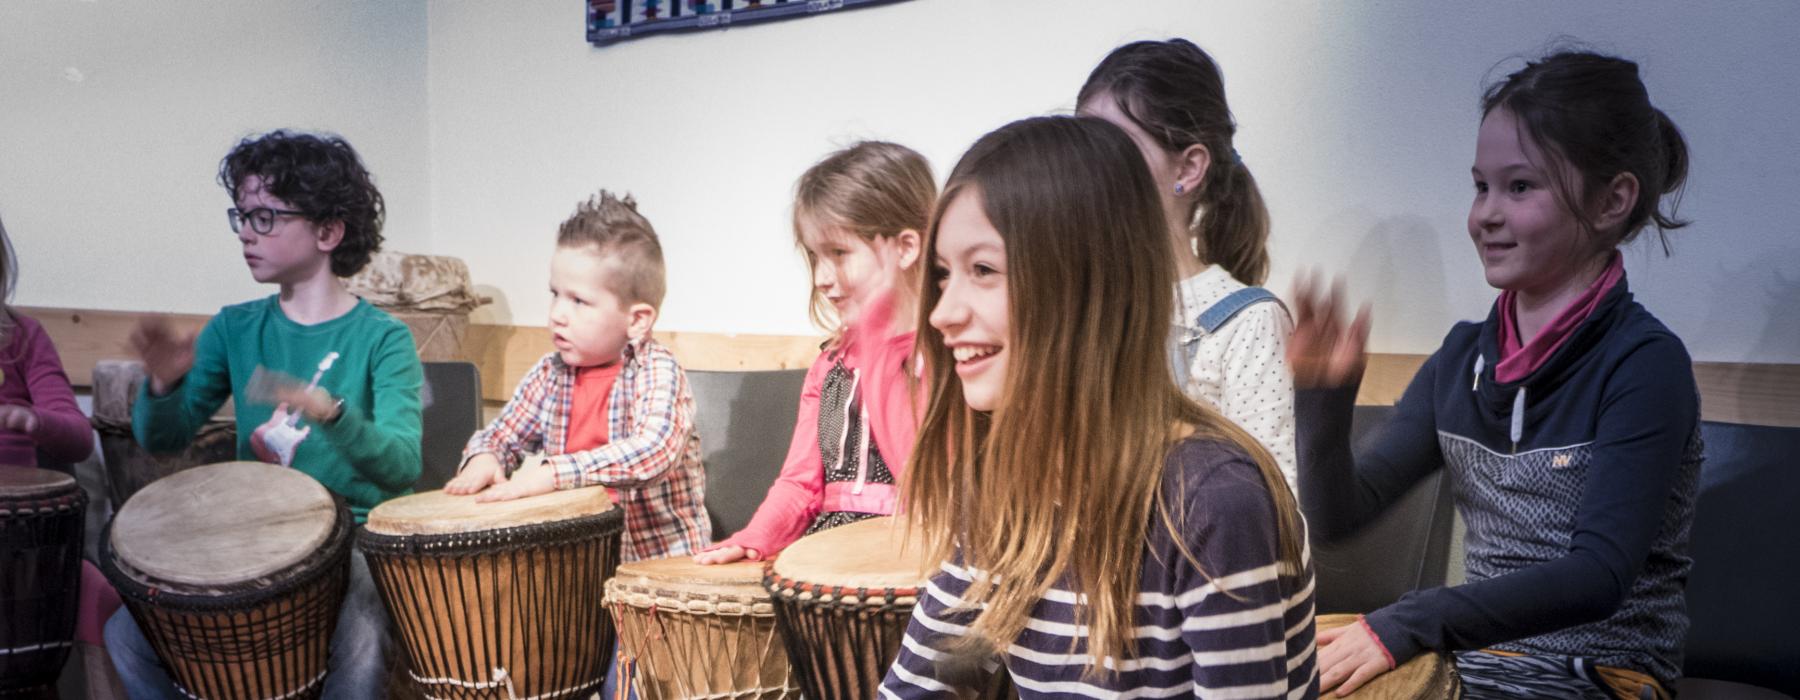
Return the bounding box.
[134,295,423,521]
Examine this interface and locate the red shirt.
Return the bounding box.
[567,361,623,452]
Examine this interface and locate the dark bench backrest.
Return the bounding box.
[687,369,808,539]
[1309,405,1458,615]
[415,361,482,493]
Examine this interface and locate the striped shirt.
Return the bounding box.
[462,338,710,561]
[881,439,1320,699]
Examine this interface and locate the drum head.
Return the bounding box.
[0,466,77,500]
[1316,614,1457,700]
[611,557,767,600]
[110,462,336,588]
[363,486,614,536]
[770,516,927,591]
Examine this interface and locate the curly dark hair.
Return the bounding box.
[219,130,386,277]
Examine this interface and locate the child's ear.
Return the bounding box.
[1174,143,1211,200]
[1592,171,1640,234]
[626,302,658,341]
[315,220,346,253]
[894,228,923,270]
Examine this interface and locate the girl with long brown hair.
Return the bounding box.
[878,116,1317,698]
[1078,39,1299,490]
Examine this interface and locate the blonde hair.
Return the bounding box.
[557,190,666,309]
[792,141,936,337]
[907,116,1304,673]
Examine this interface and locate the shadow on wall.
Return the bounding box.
[1343,214,1457,349]
[1697,246,1800,363]
[469,284,512,326]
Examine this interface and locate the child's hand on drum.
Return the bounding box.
[130,317,197,396]
[1317,617,1396,696]
[693,544,759,565]
[473,455,555,503]
[1287,270,1372,390]
[444,454,506,495]
[0,404,39,434]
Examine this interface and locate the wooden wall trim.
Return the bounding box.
[22,306,1800,428]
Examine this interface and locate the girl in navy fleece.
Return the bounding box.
[1290,51,1698,700]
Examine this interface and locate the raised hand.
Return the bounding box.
[1287,271,1372,389]
[130,317,197,396]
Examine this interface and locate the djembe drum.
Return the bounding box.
[765,516,1013,700]
[360,487,623,699]
[1,468,86,698]
[1316,614,1460,699]
[100,462,352,700]
[606,557,796,699]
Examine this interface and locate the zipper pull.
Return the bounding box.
[1472,354,1484,392]
[1510,387,1526,454]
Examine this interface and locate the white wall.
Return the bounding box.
[8,1,1797,364]
[0,0,430,314]
[427,0,1800,363]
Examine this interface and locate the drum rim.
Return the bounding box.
[357,505,624,556]
[99,498,353,609]
[760,561,922,608]
[0,487,87,520]
[0,467,79,500]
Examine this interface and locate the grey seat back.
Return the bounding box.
[415,361,482,493]
[1680,421,1800,697]
[687,369,808,540]
[1309,405,1458,615]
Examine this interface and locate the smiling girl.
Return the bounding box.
[1290,51,1698,700]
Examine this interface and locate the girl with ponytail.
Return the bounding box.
[1078,39,1298,490]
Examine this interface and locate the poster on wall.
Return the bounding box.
[587,0,914,46]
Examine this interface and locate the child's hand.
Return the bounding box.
[1287,270,1372,389]
[694,544,761,565]
[130,317,197,396]
[0,405,39,434]
[444,454,506,495]
[1317,618,1396,696]
[473,458,556,503]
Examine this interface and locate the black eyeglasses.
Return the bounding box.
[227,207,308,236]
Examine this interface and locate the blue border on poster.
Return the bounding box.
[587,0,914,46]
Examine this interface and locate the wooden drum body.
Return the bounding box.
[360,488,623,699]
[1316,614,1460,699]
[100,462,352,700]
[605,557,796,699]
[1,468,87,697]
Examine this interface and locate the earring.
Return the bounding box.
[1174,183,1186,195]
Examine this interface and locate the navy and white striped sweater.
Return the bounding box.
[879,439,1320,699]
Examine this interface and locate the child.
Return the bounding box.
[445,190,711,563]
[1078,39,1298,488]
[694,141,934,565]
[111,130,421,699]
[1291,51,1698,700]
[0,213,93,469]
[880,116,1317,698]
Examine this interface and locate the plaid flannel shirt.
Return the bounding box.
[462,338,710,561]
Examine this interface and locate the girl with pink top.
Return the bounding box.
[696,141,935,564]
[0,214,92,470]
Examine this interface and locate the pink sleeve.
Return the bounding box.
[716,351,832,558]
[19,316,94,465]
[843,289,922,483]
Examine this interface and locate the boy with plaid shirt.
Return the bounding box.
[445,191,708,561]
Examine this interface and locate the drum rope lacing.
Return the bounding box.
[171,669,326,700]
[0,641,74,656]
[409,666,595,700]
